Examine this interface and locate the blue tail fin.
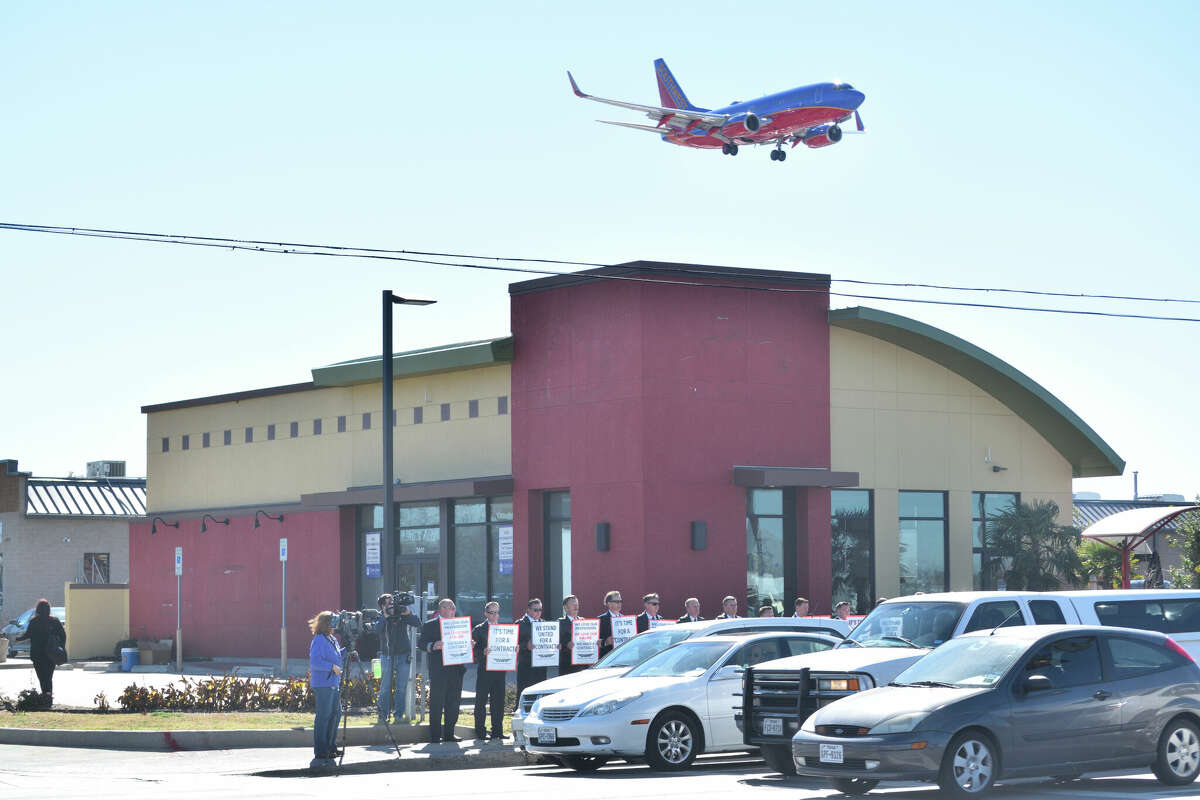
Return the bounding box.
[655,58,699,111]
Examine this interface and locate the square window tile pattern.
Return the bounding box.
[313,418,322,435]
[413,407,423,424]
[468,399,479,418]
[290,421,299,438]
[440,403,450,421]
[161,437,169,453]
[224,430,232,446]
[337,415,346,433]
[245,426,253,443]
[182,435,189,451]
[498,396,508,415]
[268,424,275,441]
[202,432,210,448]
[362,412,371,430]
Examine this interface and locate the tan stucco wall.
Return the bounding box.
[831,327,1074,597]
[63,582,130,660]
[146,365,512,512]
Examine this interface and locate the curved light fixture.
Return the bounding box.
[252,510,285,530]
[150,516,179,535]
[201,513,230,533]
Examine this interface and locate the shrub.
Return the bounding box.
[113,672,386,713]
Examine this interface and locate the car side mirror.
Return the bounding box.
[1021,674,1053,695]
[712,664,745,681]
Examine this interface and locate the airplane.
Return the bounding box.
[568,58,866,162]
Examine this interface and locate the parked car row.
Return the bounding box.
[518,589,1200,797]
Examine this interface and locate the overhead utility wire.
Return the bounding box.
[5,221,1199,307]
[3,221,1200,323]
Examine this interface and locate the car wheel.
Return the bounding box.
[760,744,797,775]
[938,730,998,797]
[645,711,701,770]
[829,777,879,795]
[562,755,608,772]
[1153,717,1200,785]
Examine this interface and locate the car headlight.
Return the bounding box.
[817,677,860,692]
[578,692,643,717]
[868,711,930,734]
[801,714,818,733]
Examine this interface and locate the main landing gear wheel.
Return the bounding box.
[769,148,786,162]
[722,143,738,156]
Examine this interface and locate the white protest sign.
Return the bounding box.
[611,614,637,646]
[571,618,600,665]
[532,620,559,668]
[486,623,518,671]
[440,617,474,666]
[649,618,677,629]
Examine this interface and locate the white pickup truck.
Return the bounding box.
[740,591,1082,775]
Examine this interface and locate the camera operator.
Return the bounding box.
[307,611,344,764]
[374,592,419,725]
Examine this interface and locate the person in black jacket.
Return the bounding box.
[515,598,547,704]
[677,597,704,623]
[16,599,65,706]
[418,598,467,743]
[373,593,419,724]
[472,602,506,740]
[597,590,623,657]
[635,593,662,633]
[557,595,584,675]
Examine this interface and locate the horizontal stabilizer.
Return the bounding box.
[597,119,669,134]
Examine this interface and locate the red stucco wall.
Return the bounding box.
[511,270,833,619]
[129,508,353,658]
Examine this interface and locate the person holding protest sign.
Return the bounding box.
[472,602,508,740]
[597,590,623,656]
[516,598,547,704]
[418,597,467,743]
[557,594,584,675]
[677,597,703,623]
[635,592,662,632]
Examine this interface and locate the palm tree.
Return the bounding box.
[984,500,1083,590]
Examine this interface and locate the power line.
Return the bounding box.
[3,221,1199,323]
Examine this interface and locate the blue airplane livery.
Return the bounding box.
[568,58,866,162]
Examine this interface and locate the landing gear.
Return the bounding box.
[770,146,786,162]
[722,143,739,156]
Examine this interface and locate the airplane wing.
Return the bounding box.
[597,120,671,134]
[568,71,727,127]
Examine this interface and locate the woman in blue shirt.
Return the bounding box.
[308,611,344,763]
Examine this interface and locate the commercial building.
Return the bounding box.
[132,262,1124,657]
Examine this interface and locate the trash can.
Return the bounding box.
[372,658,381,679]
[120,647,140,672]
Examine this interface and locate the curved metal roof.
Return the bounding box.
[1081,505,1199,554]
[829,307,1125,478]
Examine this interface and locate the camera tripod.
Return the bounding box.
[328,636,404,771]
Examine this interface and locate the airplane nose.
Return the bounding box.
[848,90,865,108]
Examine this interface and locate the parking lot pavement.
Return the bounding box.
[0,663,248,708]
[0,744,1197,800]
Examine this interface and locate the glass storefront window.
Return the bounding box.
[831,489,873,614]
[898,491,948,594]
[399,503,439,527]
[972,492,1018,589]
[452,496,515,623]
[747,488,789,613]
[399,527,439,555]
[544,491,571,610]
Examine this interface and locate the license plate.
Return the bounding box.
[820,743,844,764]
[762,717,783,736]
[538,726,557,744]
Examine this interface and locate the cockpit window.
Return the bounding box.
[834,82,854,90]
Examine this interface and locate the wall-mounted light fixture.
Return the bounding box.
[690,521,707,551]
[201,513,230,533]
[991,465,1008,473]
[253,510,285,530]
[595,522,611,552]
[151,516,179,535]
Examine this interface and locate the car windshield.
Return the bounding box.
[17,609,34,626]
[892,636,1028,687]
[625,641,732,678]
[843,602,966,648]
[595,629,694,668]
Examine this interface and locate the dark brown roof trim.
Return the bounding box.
[303,475,514,507]
[733,466,861,489]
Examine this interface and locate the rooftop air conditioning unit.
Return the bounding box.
[86,460,127,478]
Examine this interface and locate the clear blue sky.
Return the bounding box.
[2,1,1197,500]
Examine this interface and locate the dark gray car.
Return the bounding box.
[791,625,1200,797]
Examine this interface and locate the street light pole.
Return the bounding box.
[382,291,436,592]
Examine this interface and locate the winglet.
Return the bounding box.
[567,71,586,98]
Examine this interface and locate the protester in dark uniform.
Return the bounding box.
[716,595,740,619]
[557,594,584,676]
[472,602,506,740]
[418,597,466,743]
[516,597,546,705]
[597,590,623,656]
[792,596,810,618]
[16,600,65,706]
[635,593,661,633]
[677,597,703,623]
[758,605,776,617]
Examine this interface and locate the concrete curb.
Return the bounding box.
[255,745,534,776]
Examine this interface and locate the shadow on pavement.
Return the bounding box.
[524,753,765,780]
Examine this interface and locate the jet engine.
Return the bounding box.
[721,111,762,138]
[801,124,843,148]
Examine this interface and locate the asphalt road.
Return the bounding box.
[1,745,1198,800]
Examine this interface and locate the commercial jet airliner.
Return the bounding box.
[568,58,866,162]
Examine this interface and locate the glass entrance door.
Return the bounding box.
[397,556,439,600]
